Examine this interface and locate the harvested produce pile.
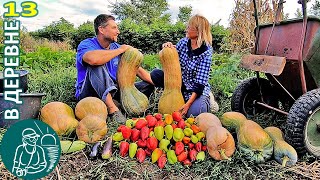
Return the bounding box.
[112,112,207,168]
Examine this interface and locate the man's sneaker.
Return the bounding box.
[109,110,127,124]
[209,91,219,113]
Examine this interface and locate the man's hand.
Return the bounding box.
[162,42,176,48]
[119,44,132,53]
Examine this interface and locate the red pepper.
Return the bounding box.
[146,115,157,127]
[147,137,158,150]
[177,120,186,129]
[195,142,202,152]
[158,154,167,169]
[140,126,149,141]
[175,141,184,155]
[137,139,147,148]
[117,125,126,132]
[189,149,198,162]
[188,143,195,149]
[136,148,146,163]
[135,119,148,129]
[183,159,192,166]
[201,145,207,151]
[182,136,190,144]
[119,141,129,157]
[145,148,152,156]
[155,120,165,127]
[177,151,188,162]
[172,111,183,122]
[131,128,140,142]
[121,126,131,140]
[171,124,177,130]
[154,113,163,121]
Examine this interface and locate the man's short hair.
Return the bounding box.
[94,14,115,35]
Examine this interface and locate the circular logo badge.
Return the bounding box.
[1,119,61,179]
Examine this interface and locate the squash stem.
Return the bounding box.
[282,156,289,167]
[219,149,231,161]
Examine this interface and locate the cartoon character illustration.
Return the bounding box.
[12,128,47,177]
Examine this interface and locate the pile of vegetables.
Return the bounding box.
[112,112,208,168]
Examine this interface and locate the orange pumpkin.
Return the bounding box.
[75,97,108,120]
[40,102,78,136]
[206,126,235,160]
[76,115,108,143]
[195,113,222,133]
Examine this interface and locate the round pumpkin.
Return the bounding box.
[76,115,108,143]
[40,102,78,136]
[195,113,222,133]
[206,126,235,160]
[75,97,108,120]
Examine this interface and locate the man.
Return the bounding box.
[75,14,163,123]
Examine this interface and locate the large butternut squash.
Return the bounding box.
[264,127,298,167]
[158,47,185,114]
[221,111,273,163]
[117,48,149,116]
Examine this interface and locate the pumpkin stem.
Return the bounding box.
[219,149,231,161]
[282,156,289,167]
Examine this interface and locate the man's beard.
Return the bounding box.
[105,36,117,43]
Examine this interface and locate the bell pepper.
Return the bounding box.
[196,151,205,161]
[159,139,170,152]
[186,117,195,125]
[191,124,201,134]
[151,148,163,163]
[158,154,167,169]
[189,149,198,162]
[177,151,188,162]
[183,128,193,137]
[137,139,147,148]
[188,142,195,149]
[182,136,191,144]
[175,141,184,155]
[164,114,173,125]
[153,113,163,121]
[136,148,146,163]
[146,115,157,127]
[135,119,148,129]
[195,142,202,152]
[196,132,205,140]
[121,126,131,140]
[201,145,207,151]
[126,119,135,128]
[172,111,183,122]
[190,135,199,144]
[112,132,124,142]
[164,125,173,140]
[140,126,149,141]
[173,128,184,142]
[167,150,178,164]
[177,120,186,129]
[155,120,165,127]
[129,142,138,158]
[154,126,164,141]
[131,129,140,142]
[147,137,158,150]
[117,125,126,132]
[119,141,129,157]
[183,159,192,166]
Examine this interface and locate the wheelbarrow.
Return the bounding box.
[231,0,320,157]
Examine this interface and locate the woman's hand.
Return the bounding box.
[162,42,176,48]
[179,103,191,117]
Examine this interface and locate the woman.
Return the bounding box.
[162,14,217,117]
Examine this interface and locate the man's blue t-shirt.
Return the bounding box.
[75,37,120,98]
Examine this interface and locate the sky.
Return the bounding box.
[0,0,317,32]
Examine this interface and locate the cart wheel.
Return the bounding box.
[231,77,278,119]
[285,88,320,157]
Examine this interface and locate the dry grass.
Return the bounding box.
[20,32,72,53]
[228,0,284,52]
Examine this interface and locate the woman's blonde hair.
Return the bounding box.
[188,14,212,47]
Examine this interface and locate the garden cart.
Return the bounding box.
[231,0,320,158]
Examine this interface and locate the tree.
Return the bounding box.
[310,0,320,16]
[295,8,303,18]
[109,0,170,25]
[177,5,192,23]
